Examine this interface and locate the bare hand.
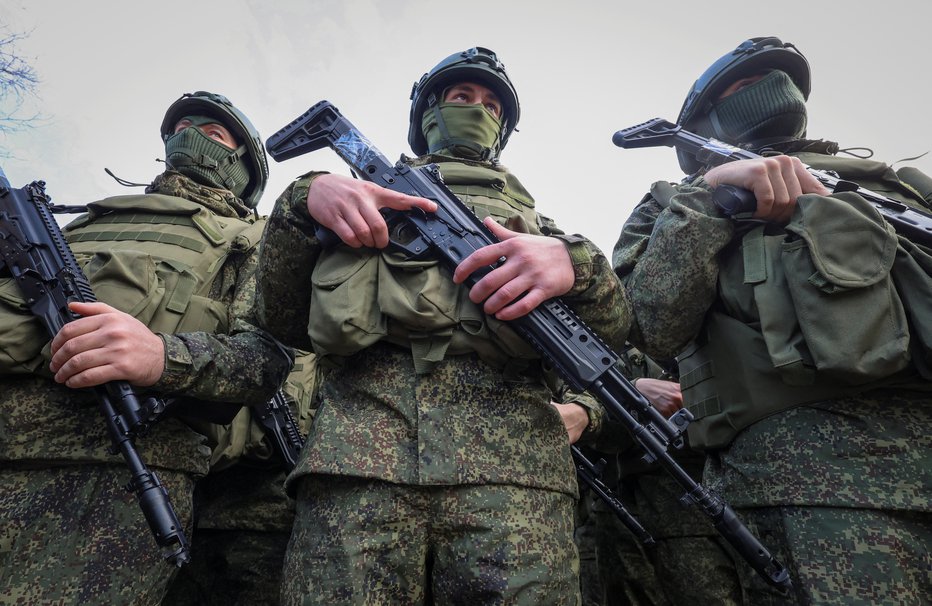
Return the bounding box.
[307,173,437,248]
[49,301,165,388]
[634,378,683,419]
[552,401,589,444]
[704,157,828,224]
[453,217,575,321]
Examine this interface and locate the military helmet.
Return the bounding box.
[676,37,811,174]
[407,46,520,157]
[160,91,269,208]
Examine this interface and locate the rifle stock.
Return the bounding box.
[264,101,793,591]
[0,167,191,566]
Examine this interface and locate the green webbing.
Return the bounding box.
[742,226,767,284]
[166,271,198,314]
[68,229,207,253]
[685,396,722,419]
[87,213,194,227]
[679,359,715,390]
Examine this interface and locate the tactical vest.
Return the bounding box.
[0,192,264,472]
[671,155,932,449]
[0,193,263,377]
[308,159,541,374]
[63,193,264,336]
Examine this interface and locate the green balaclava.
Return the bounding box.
[421,100,503,161]
[164,115,252,198]
[709,70,807,145]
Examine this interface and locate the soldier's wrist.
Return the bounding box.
[153,333,192,392]
[552,234,595,295]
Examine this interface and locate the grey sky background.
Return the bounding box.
[1,0,929,257]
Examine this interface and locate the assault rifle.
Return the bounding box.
[0,167,191,566]
[612,118,932,246]
[264,100,792,591]
[253,389,305,471]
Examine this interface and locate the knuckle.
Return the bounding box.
[749,163,769,179]
[77,368,101,387]
[57,324,76,341]
[58,339,80,359]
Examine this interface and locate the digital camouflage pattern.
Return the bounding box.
[586,462,744,606]
[163,350,321,606]
[0,465,194,605]
[291,341,577,495]
[257,168,631,495]
[581,348,741,606]
[706,394,932,510]
[612,151,932,605]
[0,172,291,604]
[611,184,734,361]
[726,504,931,605]
[148,170,254,219]
[159,465,293,606]
[282,475,580,606]
[256,159,631,604]
[573,497,603,606]
[706,397,932,605]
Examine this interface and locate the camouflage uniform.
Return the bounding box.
[257,158,631,605]
[613,149,932,605]
[574,489,604,606]
[0,172,291,605]
[162,351,321,606]
[583,349,742,606]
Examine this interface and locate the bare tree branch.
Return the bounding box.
[0,28,40,136]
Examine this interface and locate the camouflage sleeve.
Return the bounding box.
[153,243,293,403]
[256,173,327,351]
[611,181,735,359]
[563,388,606,447]
[538,214,632,353]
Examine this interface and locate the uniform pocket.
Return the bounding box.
[782,192,910,382]
[83,250,167,326]
[309,247,386,356]
[377,251,457,330]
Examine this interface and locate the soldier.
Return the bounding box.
[163,350,322,606]
[0,91,292,604]
[257,46,630,604]
[612,37,932,605]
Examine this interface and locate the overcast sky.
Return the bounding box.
[2,0,930,257]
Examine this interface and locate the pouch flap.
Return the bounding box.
[785,191,897,288]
